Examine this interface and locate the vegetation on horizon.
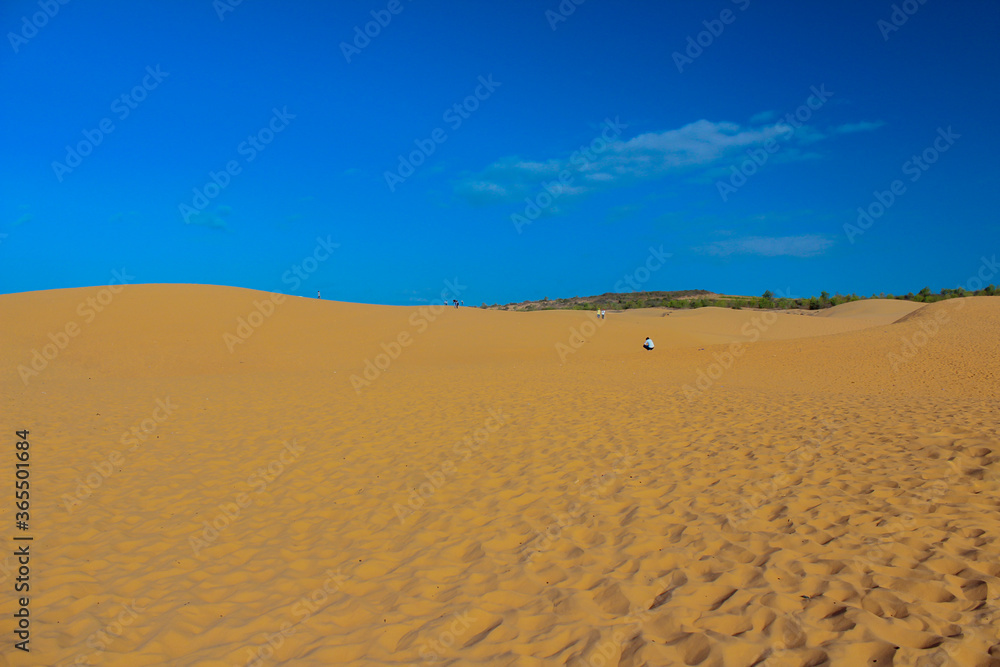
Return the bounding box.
[481,285,998,312]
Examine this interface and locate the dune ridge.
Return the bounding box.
[1,285,997,666]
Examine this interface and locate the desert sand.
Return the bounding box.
[1,284,997,666]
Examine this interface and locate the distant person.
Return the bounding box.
[317,290,321,299]
[601,309,606,320]
[643,336,654,351]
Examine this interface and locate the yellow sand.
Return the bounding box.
[1,285,997,666]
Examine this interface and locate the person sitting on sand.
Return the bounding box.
[643,336,654,351]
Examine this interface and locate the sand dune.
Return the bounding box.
[1,285,997,666]
[639,304,916,346]
[815,298,925,323]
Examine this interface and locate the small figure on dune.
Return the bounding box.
[643,336,654,351]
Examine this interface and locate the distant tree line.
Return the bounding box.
[482,284,997,311]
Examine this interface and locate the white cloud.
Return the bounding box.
[456,111,880,208]
[457,119,797,205]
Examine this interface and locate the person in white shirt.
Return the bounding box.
[643,336,654,351]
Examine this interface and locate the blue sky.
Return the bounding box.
[1,0,997,305]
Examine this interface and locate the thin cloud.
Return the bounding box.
[11,213,32,227]
[456,118,817,206]
[700,234,835,258]
[749,110,777,124]
[832,120,886,134]
[185,206,230,230]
